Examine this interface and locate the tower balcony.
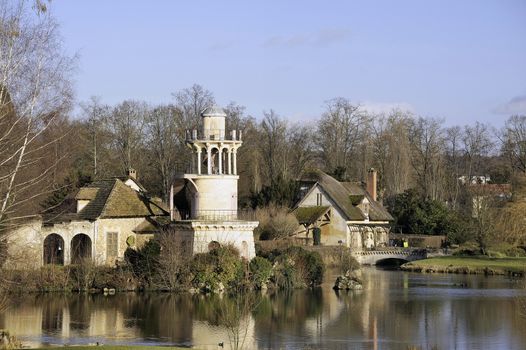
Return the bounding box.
[172,209,256,221]
[186,129,242,142]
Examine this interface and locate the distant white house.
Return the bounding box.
[293,169,393,249]
[458,175,491,185]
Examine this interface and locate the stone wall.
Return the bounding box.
[5,217,157,269]
[169,220,259,259]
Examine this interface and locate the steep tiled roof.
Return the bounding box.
[75,188,99,200]
[76,179,116,220]
[300,170,365,221]
[45,178,169,223]
[299,170,393,222]
[341,182,393,221]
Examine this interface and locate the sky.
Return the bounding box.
[50,0,526,126]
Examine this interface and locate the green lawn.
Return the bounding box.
[402,256,526,275]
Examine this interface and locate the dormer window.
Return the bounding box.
[357,197,370,220]
[75,188,99,213]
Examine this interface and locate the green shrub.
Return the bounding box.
[262,246,325,288]
[91,265,136,290]
[37,265,71,291]
[190,245,245,292]
[249,256,273,289]
[254,205,299,240]
[124,240,161,287]
[453,241,479,256]
[338,249,360,273]
[272,257,299,289]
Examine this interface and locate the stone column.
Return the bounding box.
[218,147,223,174]
[233,150,237,175]
[197,149,202,175]
[228,148,232,175]
[207,146,212,175]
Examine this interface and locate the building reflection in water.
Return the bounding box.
[1,268,526,349]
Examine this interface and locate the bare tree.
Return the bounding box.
[317,98,370,176]
[106,100,148,173]
[259,110,288,184]
[407,117,445,200]
[172,83,215,130]
[0,0,74,236]
[501,115,526,173]
[495,173,526,247]
[223,102,261,197]
[444,125,463,207]
[217,293,260,350]
[79,96,111,178]
[462,121,494,179]
[145,105,182,202]
[371,110,412,197]
[287,123,315,178]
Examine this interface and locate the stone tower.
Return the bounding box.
[168,106,258,259]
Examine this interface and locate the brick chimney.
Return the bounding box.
[127,168,137,180]
[367,168,377,202]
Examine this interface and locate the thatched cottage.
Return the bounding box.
[293,169,393,249]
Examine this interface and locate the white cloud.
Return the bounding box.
[493,95,526,115]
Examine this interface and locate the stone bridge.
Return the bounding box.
[352,248,427,265]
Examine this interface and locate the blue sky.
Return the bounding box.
[51,0,526,125]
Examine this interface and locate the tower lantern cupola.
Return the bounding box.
[186,106,242,176]
[201,106,226,140]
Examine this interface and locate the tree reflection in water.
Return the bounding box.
[1,269,526,349]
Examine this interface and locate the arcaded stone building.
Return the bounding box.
[6,176,168,269]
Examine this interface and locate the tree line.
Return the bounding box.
[1,0,525,251]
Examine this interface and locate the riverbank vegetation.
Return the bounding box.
[0,242,326,294]
[34,347,187,350]
[401,256,526,276]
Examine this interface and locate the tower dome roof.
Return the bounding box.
[201,105,227,118]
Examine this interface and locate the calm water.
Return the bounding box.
[1,268,526,350]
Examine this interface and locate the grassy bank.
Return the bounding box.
[401,256,526,276]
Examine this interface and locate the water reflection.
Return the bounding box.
[1,269,526,349]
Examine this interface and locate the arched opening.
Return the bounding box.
[71,234,92,264]
[211,147,219,174]
[241,241,249,258]
[43,234,64,265]
[208,241,221,252]
[375,258,408,270]
[222,148,230,174]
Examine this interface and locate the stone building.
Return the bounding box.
[5,174,168,269]
[293,169,393,249]
[168,106,258,259]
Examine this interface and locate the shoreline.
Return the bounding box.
[401,256,526,276]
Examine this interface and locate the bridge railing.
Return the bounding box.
[352,248,427,256]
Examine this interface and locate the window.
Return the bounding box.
[316,193,323,206]
[107,232,119,258]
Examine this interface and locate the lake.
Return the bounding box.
[1,268,526,349]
